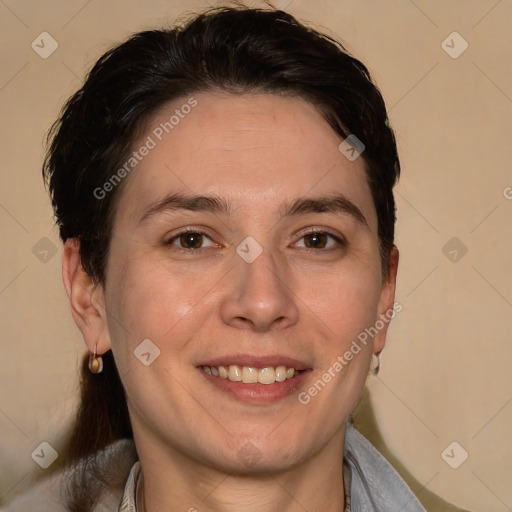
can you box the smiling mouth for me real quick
[201,364,304,385]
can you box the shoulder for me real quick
[0,468,67,512]
[345,422,472,512]
[0,439,137,512]
[345,421,427,511]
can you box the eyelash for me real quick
[164,227,345,253]
[164,228,218,253]
[293,229,346,251]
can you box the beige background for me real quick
[1,0,511,510]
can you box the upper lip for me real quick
[197,354,311,371]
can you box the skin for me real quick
[63,92,399,512]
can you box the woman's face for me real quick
[97,92,397,473]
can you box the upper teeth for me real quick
[202,364,299,384]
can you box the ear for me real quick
[373,245,399,355]
[62,238,111,355]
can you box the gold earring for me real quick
[88,344,104,374]
[372,353,381,376]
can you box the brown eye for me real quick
[294,231,344,250]
[166,231,216,250]
[179,232,204,249]
[304,232,328,249]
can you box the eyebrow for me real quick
[281,195,368,228]
[138,192,368,228]
[138,193,230,225]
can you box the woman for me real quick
[2,5,444,511]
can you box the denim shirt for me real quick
[343,422,426,511]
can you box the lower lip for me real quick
[198,368,312,403]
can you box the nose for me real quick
[219,247,300,332]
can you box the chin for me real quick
[188,435,307,475]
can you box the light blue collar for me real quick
[344,421,426,511]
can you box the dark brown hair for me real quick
[43,5,400,510]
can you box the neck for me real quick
[134,427,346,512]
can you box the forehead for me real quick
[114,92,377,230]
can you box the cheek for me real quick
[104,256,202,371]
[293,266,382,439]
[299,258,383,347]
